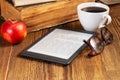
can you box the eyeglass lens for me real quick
[84,36,104,57]
[101,27,113,45]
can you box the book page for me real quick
[12,0,56,6]
[28,29,93,59]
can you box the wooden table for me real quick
[0,4,120,80]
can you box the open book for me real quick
[20,28,96,65]
[11,0,56,6]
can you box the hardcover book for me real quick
[99,0,120,5]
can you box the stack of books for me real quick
[8,0,56,7]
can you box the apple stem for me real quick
[9,20,18,24]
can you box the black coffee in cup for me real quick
[81,6,107,13]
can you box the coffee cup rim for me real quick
[77,2,110,13]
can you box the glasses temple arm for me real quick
[83,40,91,47]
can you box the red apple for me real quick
[1,20,27,44]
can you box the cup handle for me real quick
[99,15,112,28]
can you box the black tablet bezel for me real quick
[20,28,97,65]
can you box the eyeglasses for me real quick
[84,26,113,57]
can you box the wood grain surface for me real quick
[0,4,120,80]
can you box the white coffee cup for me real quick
[77,2,112,31]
